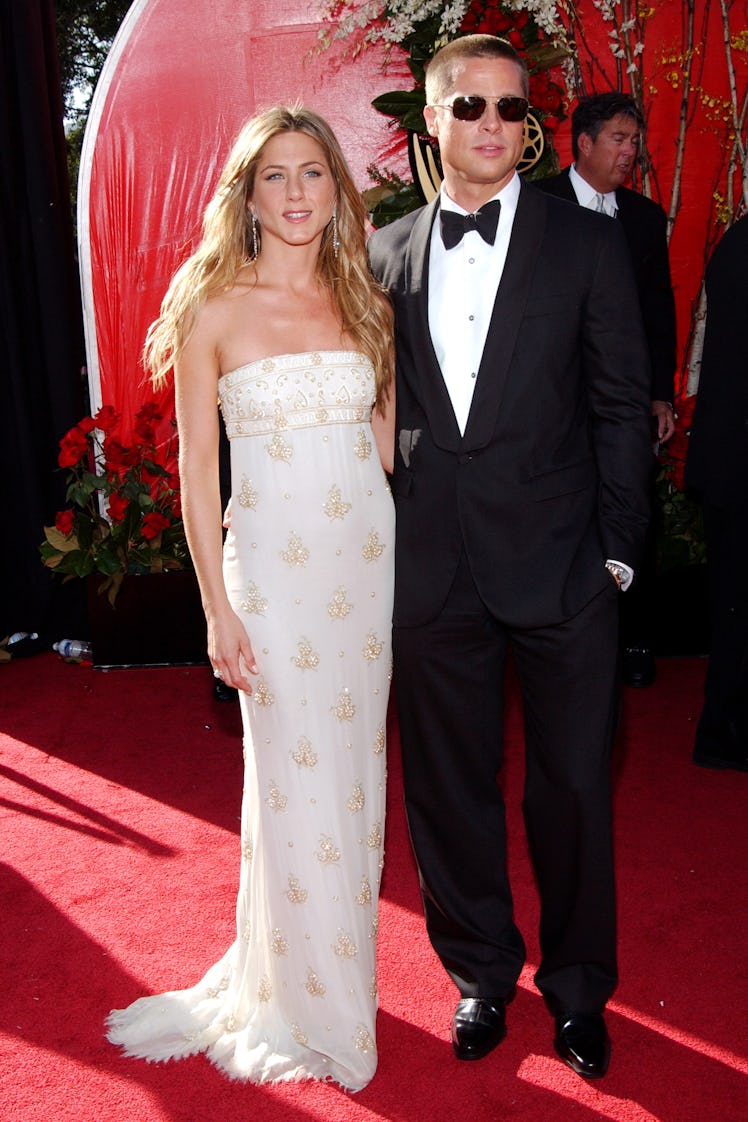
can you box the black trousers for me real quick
[695,498,748,756]
[393,553,620,1016]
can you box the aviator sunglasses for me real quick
[432,95,530,123]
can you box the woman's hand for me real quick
[208,607,258,693]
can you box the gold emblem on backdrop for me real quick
[408,111,545,203]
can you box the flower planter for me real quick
[88,570,208,669]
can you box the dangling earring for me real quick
[332,209,339,260]
[249,210,259,260]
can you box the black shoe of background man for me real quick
[213,677,239,703]
[621,646,656,688]
[693,726,748,773]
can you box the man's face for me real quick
[576,113,640,193]
[424,57,527,209]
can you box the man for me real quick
[538,93,677,688]
[685,215,748,773]
[368,36,651,1079]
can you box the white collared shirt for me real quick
[428,173,521,435]
[569,163,618,217]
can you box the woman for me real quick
[106,105,394,1091]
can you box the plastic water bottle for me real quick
[53,639,92,660]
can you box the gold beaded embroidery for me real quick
[258,975,272,1002]
[372,725,385,755]
[354,429,372,460]
[241,921,251,944]
[286,875,309,903]
[354,1026,375,1053]
[333,689,356,721]
[265,432,293,462]
[224,1015,238,1033]
[362,632,383,661]
[292,638,320,670]
[346,783,365,813]
[240,581,267,615]
[333,931,358,958]
[271,929,289,955]
[206,976,230,998]
[265,781,288,812]
[323,484,352,520]
[362,530,385,561]
[292,1023,309,1046]
[292,736,318,768]
[328,587,352,620]
[315,835,341,864]
[238,477,258,509]
[367,822,382,850]
[305,969,326,996]
[254,679,275,706]
[261,358,276,374]
[241,835,253,861]
[281,531,310,566]
[356,876,372,906]
[368,973,378,999]
[272,400,288,430]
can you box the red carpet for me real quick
[2,652,746,1121]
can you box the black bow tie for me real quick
[440,200,501,250]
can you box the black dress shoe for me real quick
[213,678,239,703]
[554,1013,610,1078]
[693,740,748,773]
[621,646,656,688]
[451,998,507,1061]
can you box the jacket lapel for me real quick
[462,182,546,450]
[404,199,463,451]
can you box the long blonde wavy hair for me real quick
[144,105,393,408]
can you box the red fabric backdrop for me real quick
[79,1,747,444]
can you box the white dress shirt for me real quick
[569,163,618,217]
[429,173,521,435]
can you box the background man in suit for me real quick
[685,215,748,773]
[538,93,677,689]
[368,35,652,1081]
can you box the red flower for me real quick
[78,416,97,435]
[93,404,118,432]
[58,425,91,468]
[141,511,171,541]
[107,492,129,523]
[105,438,140,473]
[55,509,76,536]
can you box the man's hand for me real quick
[651,400,676,444]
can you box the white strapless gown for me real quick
[107,351,394,1091]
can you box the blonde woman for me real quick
[107,106,394,1091]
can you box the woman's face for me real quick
[249,130,336,251]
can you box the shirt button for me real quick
[468,314,475,322]
[469,257,475,264]
[470,372,477,379]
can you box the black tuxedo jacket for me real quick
[685,216,748,507]
[537,168,676,404]
[369,182,652,630]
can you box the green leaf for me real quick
[42,525,80,552]
[370,184,424,227]
[372,89,427,132]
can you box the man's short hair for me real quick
[425,34,530,105]
[571,92,644,159]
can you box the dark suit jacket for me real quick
[537,168,676,404]
[685,216,748,507]
[368,182,652,630]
